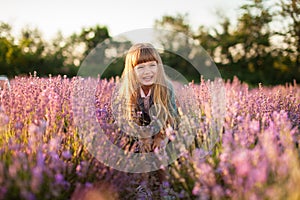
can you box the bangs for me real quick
[131,47,158,67]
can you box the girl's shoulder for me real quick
[165,80,175,94]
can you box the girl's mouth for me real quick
[143,76,153,81]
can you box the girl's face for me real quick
[134,61,158,86]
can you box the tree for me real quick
[0,22,23,76]
[78,25,110,57]
[193,0,297,85]
[62,25,110,70]
[154,14,210,82]
[277,0,300,74]
[194,17,238,81]
[237,0,273,82]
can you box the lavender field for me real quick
[0,74,299,200]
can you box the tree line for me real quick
[0,0,299,85]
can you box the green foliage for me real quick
[158,0,299,85]
[0,23,111,78]
[0,0,299,85]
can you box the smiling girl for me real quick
[116,42,178,153]
[112,42,179,198]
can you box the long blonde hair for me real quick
[118,43,177,127]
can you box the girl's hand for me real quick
[140,138,152,152]
[152,132,166,150]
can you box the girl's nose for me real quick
[143,66,151,74]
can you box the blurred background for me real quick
[0,0,299,86]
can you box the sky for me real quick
[0,0,243,40]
